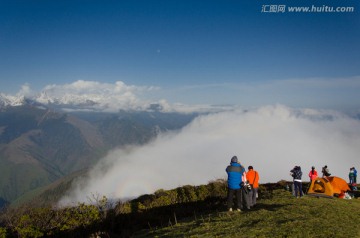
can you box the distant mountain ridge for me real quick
[0,93,26,107]
[0,90,168,113]
[0,102,197,206]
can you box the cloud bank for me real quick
[59,105,360,205]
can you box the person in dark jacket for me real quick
[322,165,331,177]
[226,156,246,211]
[349,167,355,184]
[290,166,303,198]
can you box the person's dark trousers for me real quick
[294,181,303,197]
[227,188,242,209]
[241,188,251,209]
[250,187,258,207]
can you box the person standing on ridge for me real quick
[290,166,303,198]
[353,167,357,183]
[226,156,245,212]
[308,166,318,182]
[321,165,331,178]
[307,166,318,194]
[246,166,259,208]
[349,167,355,184]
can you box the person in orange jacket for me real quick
[246,166,260,207]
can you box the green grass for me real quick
[134,190,360,238]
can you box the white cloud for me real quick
[59,105,360,205]
[3,76,360,113]
[33,80,159,112]
[17,83,34,97]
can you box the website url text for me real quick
[261,5,355,13]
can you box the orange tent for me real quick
[307,176,350,198]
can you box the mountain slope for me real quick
[0,106,102,203]
[0,105,197,205]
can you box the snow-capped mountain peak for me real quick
[0,93,26,107]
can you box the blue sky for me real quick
[1,0,359,111]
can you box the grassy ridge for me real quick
[1,181,359,237]
[134,189,360,238]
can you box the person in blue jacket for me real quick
[226,156,246,212]
[353,167,357,183]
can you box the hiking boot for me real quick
[228,208,233,212]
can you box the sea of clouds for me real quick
[1,80,359,205]
[59,105,360,205]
